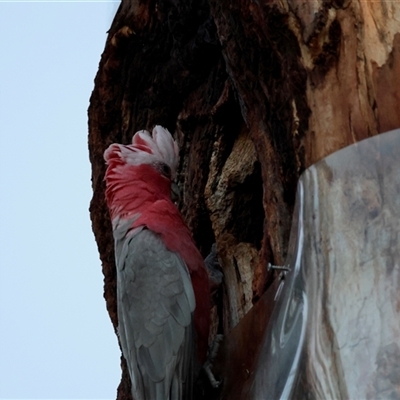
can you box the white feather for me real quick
[105,126,179,178]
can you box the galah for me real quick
[104,126,211,400]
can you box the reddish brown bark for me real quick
[88,0,400,398]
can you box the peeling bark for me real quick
[88,0,400,398]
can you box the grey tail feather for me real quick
[180,324,195,400]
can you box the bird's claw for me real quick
[203,334,224,389]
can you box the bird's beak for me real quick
[171,182,181,204]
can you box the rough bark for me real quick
[88,0,400,398]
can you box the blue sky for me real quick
[0,1,121,398]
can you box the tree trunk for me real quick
[88,0,400,398]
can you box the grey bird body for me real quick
[115,227,196,400]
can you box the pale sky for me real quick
[0,1,121,398]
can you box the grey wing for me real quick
[115,228,196,400]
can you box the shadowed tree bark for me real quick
[88,0,400,398]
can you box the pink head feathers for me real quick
[104,125,179,179]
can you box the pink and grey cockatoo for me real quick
[104,126,211,400]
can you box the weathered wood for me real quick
[212,278,280,399]
[88,0,400,398]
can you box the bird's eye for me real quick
[159,163,171,178]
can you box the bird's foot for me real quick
[203,334,224,389]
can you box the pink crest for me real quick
[104,126,179,178]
